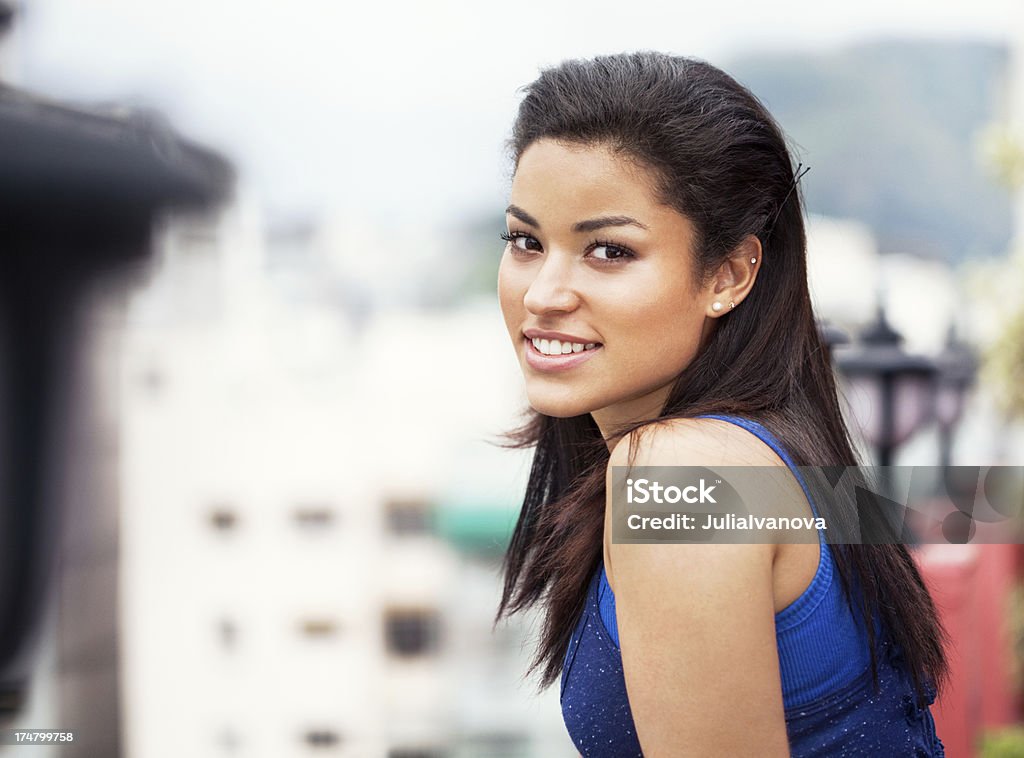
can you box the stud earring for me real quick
[729,301,736,309]
[750,257,757,264]
[712,302,723,312]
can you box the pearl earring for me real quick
[712,302,723,312]
[751,257,757,264]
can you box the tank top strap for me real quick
[692,414,822,520]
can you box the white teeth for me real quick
[530,337,600,356]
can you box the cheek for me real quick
[497,255,528,299]
[620,286,704,356]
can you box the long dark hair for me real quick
[492,52,948,704]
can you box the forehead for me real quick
[509,138,683,231]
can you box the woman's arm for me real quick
[605,420,791,757]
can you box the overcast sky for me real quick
[12,0,1023,229]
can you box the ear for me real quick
[704,235,762,317]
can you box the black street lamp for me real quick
[833,305,938,467]
[933,326,977,468]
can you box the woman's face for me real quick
[498,138,720,437]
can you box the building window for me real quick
[137,365,166,396]
[302,729,341,749]
[293,505,336,531]
[387,749,447,758]
[209,506,238,532]
[384,498,433,536]
[216,727,240,753]
[217,618,238,650]
[299,617,339,638]
[383,608,440,657]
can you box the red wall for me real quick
[918,543,1021,758]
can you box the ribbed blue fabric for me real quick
[560,414,945,757]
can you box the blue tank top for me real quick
[559,414,945,757]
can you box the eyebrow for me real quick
[505,204,649,233]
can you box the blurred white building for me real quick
[806,213,881,328]
[117,196,575,758]
[807,213,960,354]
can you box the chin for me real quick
[525,388,597,419]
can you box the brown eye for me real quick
[588,242,635,263]
[500,232,542,253]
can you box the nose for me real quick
[522,252,580,315]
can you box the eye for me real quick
[500,231,542,253]
[588,241,635,263]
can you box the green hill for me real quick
[729,39,1012,262]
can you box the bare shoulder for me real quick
[607,416,787,470]
[602,417,791,592]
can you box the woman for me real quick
[493,52,947,757]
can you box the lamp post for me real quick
[833,304,938,468]
[933,325,977,468]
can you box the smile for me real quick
[531,337,600,356]
[523,336,603,373]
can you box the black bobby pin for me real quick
[765,163,811,238]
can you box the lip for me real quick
[523,335,602,373]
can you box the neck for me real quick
[591,387,671,452]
